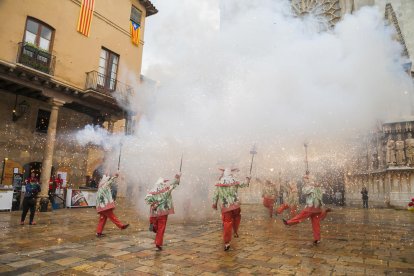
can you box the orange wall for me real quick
[0,0,146,89]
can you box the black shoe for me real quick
[96,233,105,238]
[156,245,162,251]
[282,219,289,226]
[234,233,239,238]
[121,224,129,230]
[313,240,320,245]
[325,208,332,213]
[224,244,230,251]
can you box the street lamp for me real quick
[12,97,30,122]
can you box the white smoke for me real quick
[77,0,413,220]
[75,125,111,149]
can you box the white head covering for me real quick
[223,168,232,177]
[216,167,239,186]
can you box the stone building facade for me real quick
[0,0,157,201]
[345,119,414,208]
[289,0,414,208]
[0,93,93,185]
[343,1,414,208]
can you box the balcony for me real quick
[17,42,55,75]
[85,71,133,105]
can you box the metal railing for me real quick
[85,71,133,104]
[17,42,55,75]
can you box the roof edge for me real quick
[139,0,158,17]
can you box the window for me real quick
[24,17,54,52]
[130,6,142,25]
[19,17,55,74]
[35,109,51,133]
[98,48,119,91]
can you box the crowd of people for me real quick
[259,172,332,246]
[140,168,332,251]
[19,167,375,252]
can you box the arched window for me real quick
[24,17,54,52]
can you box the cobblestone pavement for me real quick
[0,202,413,275]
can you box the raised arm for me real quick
[169,173,181,190]
[238,177,251,188]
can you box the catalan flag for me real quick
[77,0,95,37]
[130,20,140,46]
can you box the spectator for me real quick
[20,172,41,225]
[95,171,129,237]
[361,187,368,208]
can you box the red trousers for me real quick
[286,207,328,241]
[222,208,241,244]
[150,215,168,246]
[277,203,297,218]
[96,209,124,234]
[262,198,275,217]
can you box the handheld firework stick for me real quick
[304,143,309,175]
[179,154,183,173]
[249,145,257,185]
[118,142,123,171]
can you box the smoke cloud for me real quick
[77,0,413,220]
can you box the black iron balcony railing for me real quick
[17,42,55,75]
[85,71,133,103]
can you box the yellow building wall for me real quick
[0,0,146,89]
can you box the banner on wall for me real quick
[70,189,96,207]
[77,0,95,37]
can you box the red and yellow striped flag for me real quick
[130,20,140,46]
[77,0,95,37]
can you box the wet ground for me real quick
[0,202,413,275]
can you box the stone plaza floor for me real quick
[0,202,413,275]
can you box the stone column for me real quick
[39,99,65,211]
[125,113,134,135]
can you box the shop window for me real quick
[130,5,142,25]
[97,48,119,91]
[35,109,51,133]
